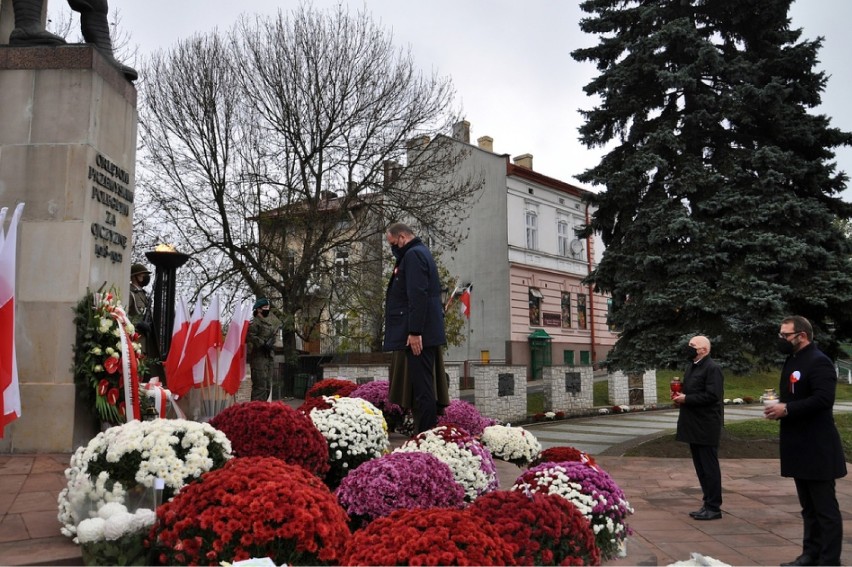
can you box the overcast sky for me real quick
[113,0,852,201]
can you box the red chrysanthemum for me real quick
[341,508,514,566]
[149,456,350,566]
[469,490,601,566]
[529,445,598,470]
[304,378,358,401]
[208,401,329,478]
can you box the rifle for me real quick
[261,323,284,355]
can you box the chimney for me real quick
[383,160,401,189]
[513,153,533,170]
[406,135,430,164]
[477,136,493,152]
[452,120,470,143]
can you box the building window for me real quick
[285,251,296,276]
[577,293,587,329]
[528,287,542,325]
[334,314,349,336]
[558,219,570,257]
[563,350,574,365]
[335,250,349,279]
[580,350,591,365]
[525,206,538,250]
[607,297,615,331]
[561,291,571,328]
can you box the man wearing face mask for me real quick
[246,298,281,402]
[128,263,159,373]
[672,335,724,521]
[766,316,846,567]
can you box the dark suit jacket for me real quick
[383,237,447,351]
[676,355,724,446]
[779,342,847,480]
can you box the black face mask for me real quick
[684,345,698,360]
[260,309,271,318]
[777,337,795,355]
[391,244,401,260]
[139,275,151,287]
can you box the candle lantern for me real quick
[145,245,191,362]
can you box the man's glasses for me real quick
[778,331,801,339]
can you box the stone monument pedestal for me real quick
[0,45,137,452]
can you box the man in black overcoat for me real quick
[672,335,724,520]
[383,222,447,434]
[766,315,846,567]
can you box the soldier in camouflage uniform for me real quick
[246,298,280,402]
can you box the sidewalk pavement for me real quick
[2,403,852,566]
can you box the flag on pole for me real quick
[166,296,200,396]
[443,286,459,313]
[179,296,222,392]
[460,285,472,319]
[217,301,250,395]
[0,204,24,437]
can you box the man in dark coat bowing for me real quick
[672,335,725,521]
[766,315,846,567]
[383,222,448,434]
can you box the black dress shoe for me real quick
[688,507,706,518]
[692,509,722,520]
[780,556,817,566]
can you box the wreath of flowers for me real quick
[529,445,599,470]
[57,419,232,541]
[341,508,515,566]
[208,400,330,478]
[394,424,498,502]
[309,395,389,487]
[469,490,601,566]
[350,380,411,434]
[480,424,542,467]
[76,503,156,566]
[511,460,634,560]
[148,456,351,566]
[437,399,498,436]
[73,289,149,424]
[335,451,465,528]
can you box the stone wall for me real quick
[320,363,461,401]
[473,365,527,424]
[542,365,594,414]
[607,369,657,407]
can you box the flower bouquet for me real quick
[341,508,514,566]
[57,419,232,541]
[305,378,358,400]
[469,490,601,566]
[480,424,542,467]
[309,395,389,488]
[394,424,498,502]
[512,460,633,560]
[76,503,155,566]
[335,451,465,528]
[208,401,330,478]
[73,289,149,425]
[350,380,411,434]
[148,456,351,566]
[529,445,598,470]
[437,399,498,436]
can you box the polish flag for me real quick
[166,296,199,396]
[0,204,24,437]
[178,296,222,393]
[460,286,471,319]
[217,302,250,395]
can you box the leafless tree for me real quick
[135,4,482,353]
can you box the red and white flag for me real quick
[460,285,472,319]
[0,204,24,437]
[217,301,250,395]
[180,296,222,391]
[165,296,198,397]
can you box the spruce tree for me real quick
[572,0,852,371]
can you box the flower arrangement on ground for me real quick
[73,289,149,425]
[481,424,542,467]
[76,502,155,566]
[309,395,389,487]
[208,400,329,478]
[57,419,232,541]
[350,379,411,434]
[512,460,633,560]
[148,456,351,566]
[469,490,601,566]
[305,377,358,400]
[437,399,498,436]
[529,445,598,470]
[395,424,498,502]
[341,507,515,566]
[336,451,465,528]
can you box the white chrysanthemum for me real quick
[97,502,128,519]
[76,517,106,543]
[309,396,388,467]
[102,511,136,540]
[481,424,541,465]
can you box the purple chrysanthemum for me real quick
[437,399,498,436]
